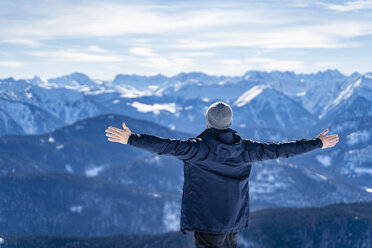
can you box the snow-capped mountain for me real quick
[319,74,372,121]
[232,84,318,132]
[0,76,103,134]
[0,69,365,136]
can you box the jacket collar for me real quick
[197,127,237,138]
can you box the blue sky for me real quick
[0,0,371,80]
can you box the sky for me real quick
[0,0,371,80]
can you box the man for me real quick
[105,101,339,248]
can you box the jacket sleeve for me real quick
[244,137,323,163]
[127,133,200,161]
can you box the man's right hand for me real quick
[317,128,339,149]
[105,122,132,145]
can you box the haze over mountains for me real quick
[0,70,371,238]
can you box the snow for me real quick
[1,101,38,134]
[148,85,159,90]
[238,235,261,247]
[169,124,176,130]
[320,78,361,119]
[128,101,177,115]
[366,188,372,193]
[162,201,180,232]
[316,155,332,167]
[275,113,285,128]
[93,79,103,85]
[346,130,370,145]
[25,92,33,99]
[85,166,104,177]
[251,168,289,193]
[184,105,193,110]
[48,136,55,143]
[316,173,328,181]
[250,181,288,193]
[117,85,152,98]
[112,99,120,104]
[85,88,115,95]
[239,123,246,128]
[0,237,3,244]
[296,91,306,96]
[234,85,268,107]
[202,97,210,102]
[56,144,64,149]
[343,146,372,175]
[74,125,85,130]
[145,156,161,165]
[354,167,372,176]
[173,81,183,92]
[365,73,372,80]
[69,205,83,213]
[65,164,73,173]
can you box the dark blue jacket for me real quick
[127,127,323,234]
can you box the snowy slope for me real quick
[0,77,103,134]
[232,84,318,131]
[319,74,372,121]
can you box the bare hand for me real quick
[317,128,339,149]
[105,122,132,144]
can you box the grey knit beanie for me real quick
[205,101,233,130]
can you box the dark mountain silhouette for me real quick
[1,202,370,248]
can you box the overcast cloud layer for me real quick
[0,0,371,79]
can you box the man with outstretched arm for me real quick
[105,101,339,248]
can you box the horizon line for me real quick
[1,68,369,82]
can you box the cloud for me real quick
[130,47,156,57]
[323,0,372,11]
[219,57,304,71]
[315,62,340,67]
[1,1,372,51]
[172,20,372,50]
[1,0,372,78]
[135,57,172,69]
[1,38,42,47]
[1,2,281,40]
[0,61,23,68]
[86,45,108,53]
[245,57,304,71]
[28,49,124,62]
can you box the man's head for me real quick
[205,101,233,129]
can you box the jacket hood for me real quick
[198,127,245,158]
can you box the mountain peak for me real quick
[363,72,372,79]
[0,76,15,83]
[315,69,344,78]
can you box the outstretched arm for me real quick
[105,122,200,160]
[245,128,339,163]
